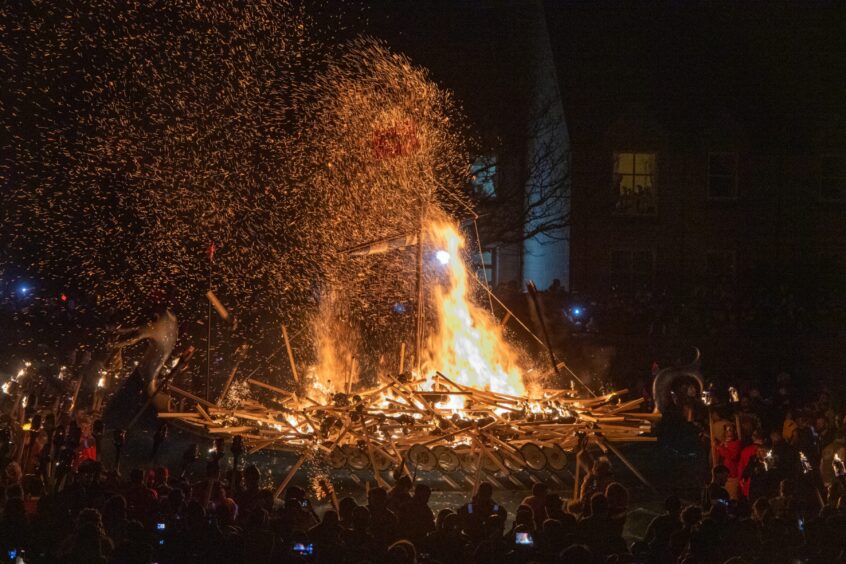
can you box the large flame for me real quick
[423,220,526,399]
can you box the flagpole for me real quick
[206,243,213,401]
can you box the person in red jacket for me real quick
[738,430,766,498]
[715,423,742,498]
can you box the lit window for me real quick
[708,153,738,200]
[821,155,846,202]
[613,152,657,215]
[471,156,496,198]
[705,250,736,282]
[609,249,654,292]
[475,248,496,286]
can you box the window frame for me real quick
[820,153,846,203]
[475,247,497,287]
[707,151,739,201]
[470,155,497,199]
[611,151,658,216]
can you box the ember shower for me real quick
[1,2,525,390]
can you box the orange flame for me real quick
[423,220,526,400]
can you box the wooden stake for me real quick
[281,325,300,385]
[346,355,356,395]
[599,437,656,492]
[218,344,248,405]
[274,453,307,499]
[246,378,292,397]
[69,373,84,414]
[168,384,218,409]
[472,446,485,495]
[398,342,406,374]
[573,449,582,501]
[206,290,230,320]
[708,407,717,469]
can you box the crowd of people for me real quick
[0,395,845,564]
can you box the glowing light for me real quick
[97,376,106,389]
[571,307,582,317]
[423,220,528,402]
[435,250,450,265]
[1,382,9,394]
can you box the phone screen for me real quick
[515,532,533,546]
[157,522,166,531]
[292,543,314,555]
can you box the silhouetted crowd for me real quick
[1,430,845,564]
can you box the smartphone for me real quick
[7,550,16,561]
[493,504,499,512]
[156,522,166,531]
[467,503,473,514]
[292,543,314,556]
[515,532,533,546]
[300,499,309,509]
[797,517,805,532]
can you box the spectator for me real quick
[702,464,730,508]
[421,511,466,564]
[644,495,682,553]
[520,482,549,530]
[124,467,158,524]
[580,458,614,502]
[343,505,378,561]
[577,493,626,559]
[457,482,505,542]
[367,486,399,549]
[338,496,357,530]
[738,430,765,498]
[399,482,435,548]
[386,475,413,514]
[277,486,319,539]
[715,422,742,497]
[604,482,629,536]
[0,497,29,556]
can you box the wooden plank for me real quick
[169,384,218,409]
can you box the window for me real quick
[705,250,736,282]
[821,155,846,202]
[613,152,657,215]
[609,249,654,292]
[470,156,496,198]
[708,152,738,200]
[475,248,497,286]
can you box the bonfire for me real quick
[160,220,657,496]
